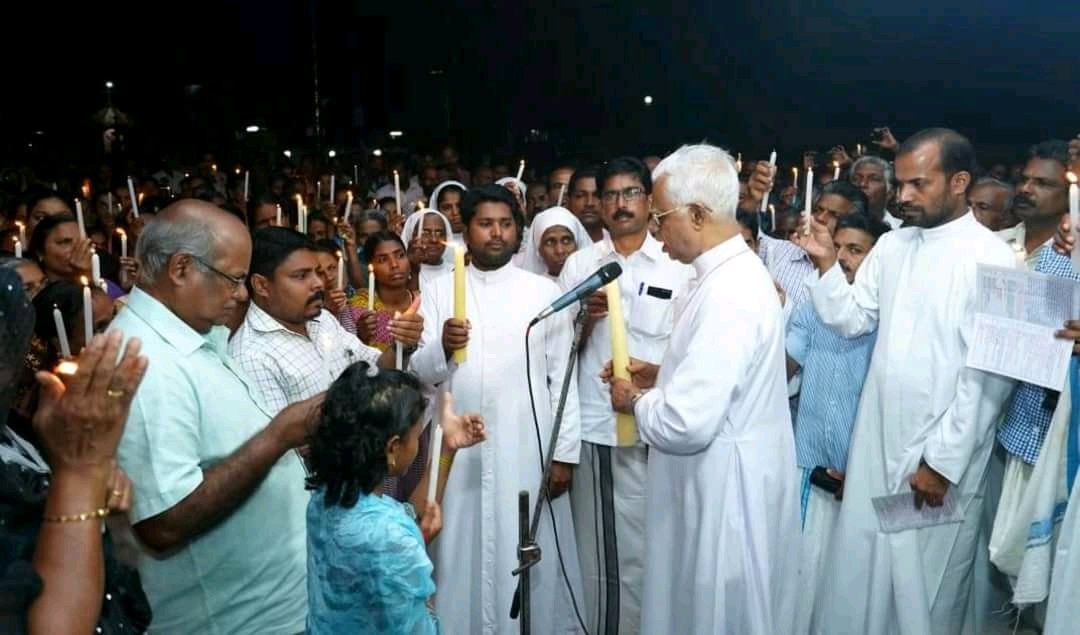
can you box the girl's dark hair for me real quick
[29,213,78,262]
[306,363,427,508]
[362,230,406,264]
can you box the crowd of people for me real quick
[1,126,1080,635]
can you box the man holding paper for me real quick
[795,128,1017,634]
[559,156,692,634]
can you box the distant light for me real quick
[429,69,445,76]
[389,130,403,138]
[372,149,383,157]
[105,81,113,89]
[245,125,260,133]
[643,95,653,105]
[283,150,292,158]
[34,130,44,136]
[328,149,337,158]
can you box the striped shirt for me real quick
[786,301,876,470]
[759,234,814,310]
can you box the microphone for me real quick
[530,262,622,326]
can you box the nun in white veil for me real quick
[428,180,468,243]
[517,206,592,280]
[402,208,455,292]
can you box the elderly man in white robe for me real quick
[794,128,1017,635]
[607,144,800,634]
[410,184,585,634]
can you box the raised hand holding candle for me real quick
[760,150,777,213]
[803,167,814,235]
[606,280,637,446]
[337,251,345,289]
[75,199,87,238]
[1069,171,1079,270]
[14,239,21,259]
[452,242,467,364]
[367,264,376,310]
[393,170,402,218]
[81,277,93,348]
[516,159,525,183]
[117,228,127,258]
[127,177,139,217]
[53,305,72,358]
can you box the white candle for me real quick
[557,182,567,207]
[91,251,101,284]
[345,191,353,221]
[117,228,127,259]
[803,167,814,235]
[856,143,863,156]
[337,251,345,289]
[329,175,335,204]
[426,418,444,503]
[760,150,777,213]
[15,221,25,244]
[833,161,841,181]
[81,278,93,348]
[127,177,139,218]
[393,170,402,218]
[367,264,375,310]
[769,204,776,232]
[1069,172,1079,270]
[243,170,250,202]
[735,152,743,173]
[276,204,283,226]
[516,159,525,183]
[394,311,404,370]
[317,180,322,204]
[353,164,359,185]
[14,239,22,259]
[74,199,86,238]
[52,305,72,359]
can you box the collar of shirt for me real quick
[599,230,665,264]
[919,209,979,243]
[124,286,219,357]
[246,300,322,337]
[468,259,517,283]
[692,234,750,278]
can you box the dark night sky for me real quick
[3,0,1078,166]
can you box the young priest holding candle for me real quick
[558,156,692,634]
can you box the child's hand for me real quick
[420,500,443,544]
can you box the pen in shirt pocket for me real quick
[638,282,644,296]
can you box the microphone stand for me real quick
[511,308,587,635]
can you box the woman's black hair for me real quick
[28,213,78,263]
[306,363,428,507]
[362,230,407,265]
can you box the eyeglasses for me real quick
[648,205,687,229]
[189,254,247,289]
[601,186,647,204]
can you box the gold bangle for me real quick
[43,507,109,523]
[439,455,454,468]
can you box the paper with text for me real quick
[872,490,964,534]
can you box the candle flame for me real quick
[1068,171,1078,185]
[79,275,89,287]
[115,228,126,238]
[235,167,241,175]
[14,221,23,229]
[368,264,374,273]
[833,160,839,168]
[211,163,218,172]
[55,360,79,376]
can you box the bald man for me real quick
[112,200,321,634]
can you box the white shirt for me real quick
[229,303,381,414]
[996,221,1051,268]
[558,231,693,445]
[883,209,904,229]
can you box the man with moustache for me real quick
[410,185,584,634]
[549,163,577,206]
[850,155,903,229]
[796,129,1017,634]
[567,165,606,242]
[229,227,422,415]
[969,177,1017,232]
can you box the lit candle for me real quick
[804,167,814,235]
[769,204,776,232]
[856,143,863,156]
[606,280,637,446]
[735,152,743,173]
[760,150,777,213]
[337,251,345,289]
[116,228,127,259]
[127,177,139,218]
[452,242,467,364]
[81,277,93,348]
[91,250,101,284]
[394,310,404,370]
[353,164,359,185]
[1069,172,1079,270]
[833,161,841,181]
[276,204,283,226]
[557,182,567,207]
[75,199,86,238]
[426,417,444,503]
[792,166,799,188]
[211,163,217,173]
[295,194,305,232]
[81,180,91,199]
[243,170,250,202]
[329,175,335,204]
[516,159,525,183]
[53,304,72,359]
[367,264,376,311]
[15,221,25,244]
[345,191,353,220]
[14,239,22,258]
[316,180,322,203]
[393,170,402,218]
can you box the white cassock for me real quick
[632,236,800,634]
[807,211,1017,635]
[410,261,585,634]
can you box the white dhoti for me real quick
[795,467,842,635]
[570,442,648,634]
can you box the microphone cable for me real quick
[523,322,590,635]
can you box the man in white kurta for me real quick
[798,129,1017,634]
[410,184,584,634]
[609,144,800,634]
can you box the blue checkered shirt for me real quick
[786,301,877,471]
[998,248,1080,465]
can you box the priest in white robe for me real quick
[410,184,585,634]
[795,128,1018,635]
[608,144,800,634]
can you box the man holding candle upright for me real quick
[559,156,692,634]
[607,144,799,634]
[409,184,584,634]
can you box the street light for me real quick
[245,125,260,133]
[328,149,337,158]
[643,95,653,105]
[389,130,403,139]
[372,149,383,157]
[105,81,114,89]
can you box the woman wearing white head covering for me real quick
[518,206,592,280]
[402,208,455,291]
[428,180,468,243]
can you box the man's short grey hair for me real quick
[972,176,1015,210]
[651,144,739,219]
[850,156,895,194]
[136,214,217,285]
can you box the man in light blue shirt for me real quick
[112,200,321,634]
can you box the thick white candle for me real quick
[337,251,345,289]
[117,229,127,259]
[367,264,375,310]
[803,167,814,235]
[91,252,101,284]
[75,199,86,238]
[760,150,777,213]
[127,177,139,217]
[243,170,250,202]
[53,305,72,358]
[329,175,335,204]
[1069,172,1079,270]
[426,418,444,503]
[14,239,22,259]
[393,170,402,218]
[516,159,525,183]
[81,278,93,348]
